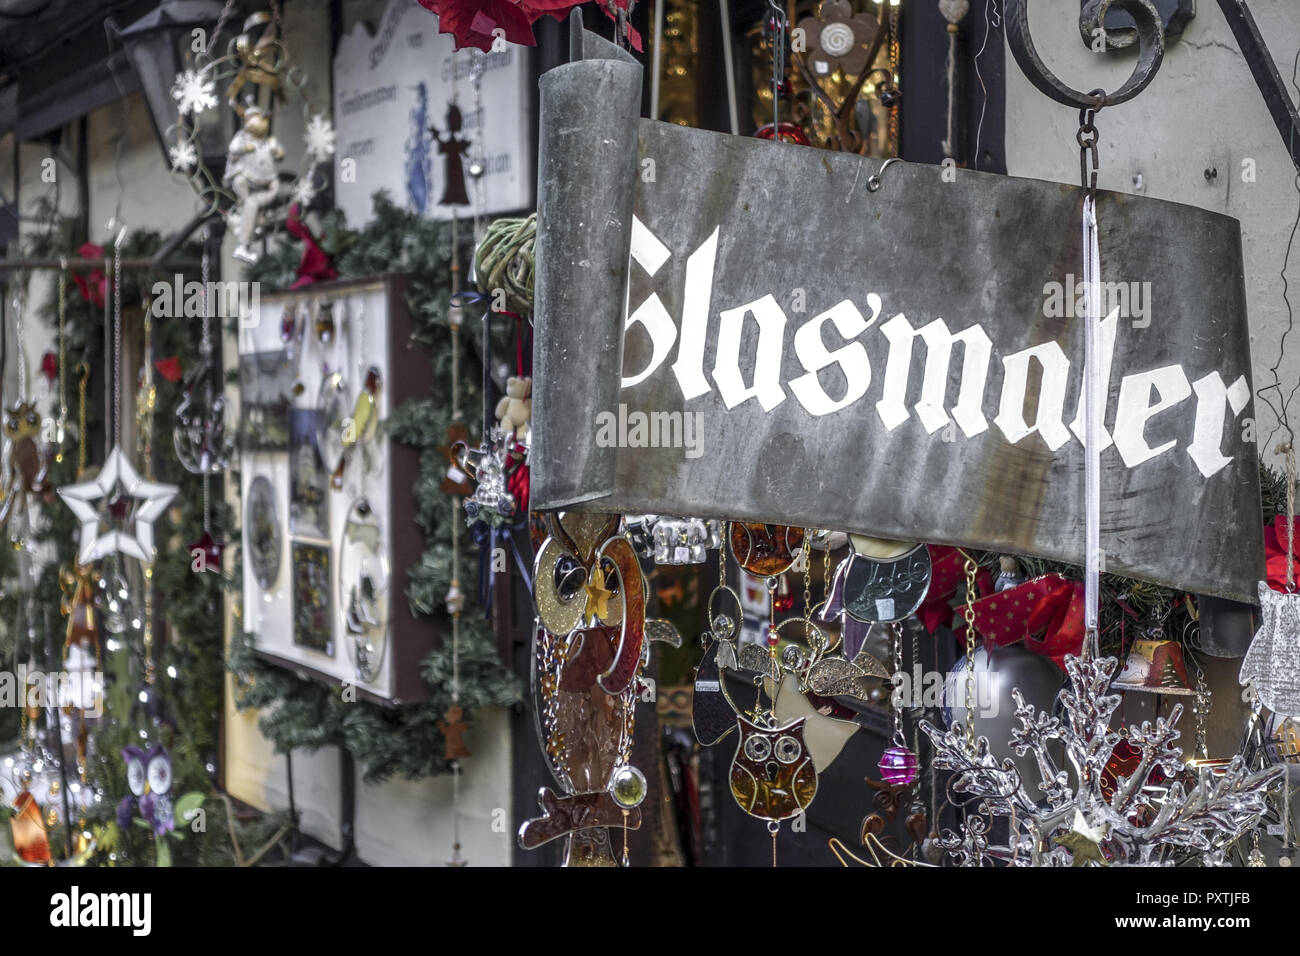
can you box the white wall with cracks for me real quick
[999,0,1300,758]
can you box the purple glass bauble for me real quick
[878,745,920,786]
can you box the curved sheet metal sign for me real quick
[530,25,1263,603]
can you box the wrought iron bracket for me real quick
[1005,0,1166,109]
[1080,0,1194,52]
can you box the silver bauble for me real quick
[943,644,1063,788]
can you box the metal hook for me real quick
[866,158,901,193]
[1004,0,1164,110]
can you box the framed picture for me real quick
[292,541,333,656]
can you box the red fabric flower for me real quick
[286,204,339,290]
[71,242,107,307]
[154,357,184,383]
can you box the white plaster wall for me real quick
[1002,0,1300,457]
[1002,0,1300,752]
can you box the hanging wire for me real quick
[1259,48,1300,449]
[972,0,1002,170]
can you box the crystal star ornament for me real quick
[58,447,179,565]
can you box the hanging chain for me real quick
[1077,89,1105,198]
[77,363,89,477]
[113,235,124,448]
[891,621,906,746]
[962,554,979,751]
[206,0,240,63]
[766,0,787,132]
[801,535,812,618]
[56,260,68,461]
[470,53,487,243]
[13,285,26,402]
[143,563,155,685]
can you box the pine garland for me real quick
[233,192,518,783]
[0,200,240,864]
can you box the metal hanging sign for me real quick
[531,18,1263,603]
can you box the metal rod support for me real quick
[1215,0,1300,174]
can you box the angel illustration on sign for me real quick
[430,102,471,207]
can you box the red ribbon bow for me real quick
[972,574,1086,673]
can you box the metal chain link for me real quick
[963,554,979,751]
[801,535,812,618]
[1077,89,1105,197]
[113,240,123,447]
[56,260,68,462]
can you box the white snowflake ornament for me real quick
[168,139,198,172]
[291,177,318,206]
[170,70,217,116]
[305,113,336,162]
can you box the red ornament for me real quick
[754,122,811,145]
[71,242,107,307]
[505,443,530,513]
[154,357,184,383]
[40,351,58,383]
[285,204,339,289]
[188,531,224,575]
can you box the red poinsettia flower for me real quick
[154,356,184,383]
[71,242,107,307]
[418,0,541,51]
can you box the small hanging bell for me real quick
[1112,638,1196,695]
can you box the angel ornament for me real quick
[1240,581,1300,717]
[224,105,285,263]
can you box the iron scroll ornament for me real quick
[1005,0,1166,109]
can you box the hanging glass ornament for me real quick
[246,475,282,591]
[173,365,234,474]
[339,497,390,683]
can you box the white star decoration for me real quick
[58,446,179,565]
